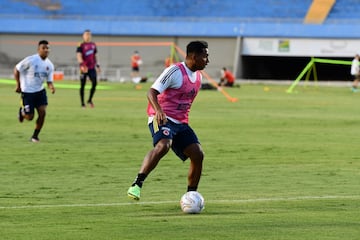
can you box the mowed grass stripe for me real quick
[1,194,359,210]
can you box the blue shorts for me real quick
[21,89,48,114]
[148,119,200,161]
[132,66,139,72]
[80,68,97,83]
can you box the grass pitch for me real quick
[0,79,359,239]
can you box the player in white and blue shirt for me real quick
[14,40,56,142]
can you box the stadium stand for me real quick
[326,0,360,21]
[0,0,351,37]
[1,0,311,19]
[304,0,336,24]
[0,0,359,38]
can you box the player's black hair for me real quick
[38,40,49,46]
[84,29,91,33]
[186,41,208,55]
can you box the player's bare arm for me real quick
[95,55,101,73]
[47,82,55,94]
[147,88,167,125]
[13,67,21,93]
[77,52,88,73]
[76,51,83,65]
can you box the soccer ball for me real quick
[180,191,205,214]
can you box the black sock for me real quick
[132,173,147,188]
[32,129,40,138]
[187,186,198,192]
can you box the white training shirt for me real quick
[16,54,54,93]
[151,62,201,93]
[351,58,359,75]
[148,62,202,124]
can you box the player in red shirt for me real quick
[219,67,235,87]
[76,29,100,108]
[130,50,142,82]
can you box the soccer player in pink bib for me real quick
[127,41,209,200]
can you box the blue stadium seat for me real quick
[1,0,357,21]
[0,0,359,37]
[0,0,312,20]
[326,0,360,21]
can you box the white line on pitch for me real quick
[0,195,359,210]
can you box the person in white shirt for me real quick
[351,54,360,92]
[14,40,56,142]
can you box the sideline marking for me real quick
[0,195,359,210]
[0,79,112,90]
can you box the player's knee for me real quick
[189,147,204,164]
[26,114,35,120]
[155,140,171,155]
[195,149,204,163]
[38,109,46,118]
[187,143,204,157]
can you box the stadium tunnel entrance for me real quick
[241,56,354,81]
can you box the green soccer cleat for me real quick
[127,185,141,200]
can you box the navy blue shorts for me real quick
[21,89,48,114]
[80,68,97,83]
[132,66,139,72]
[148,119,200,161]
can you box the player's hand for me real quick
[48,83,55,94]
[156,111,167,126]
[50,87,56,94]
[15,86,21,93]
[80,63,88,73]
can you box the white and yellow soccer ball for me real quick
[180,191,205,214]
